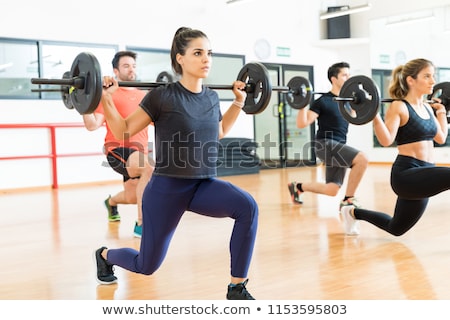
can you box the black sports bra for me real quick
[395,100,437,145]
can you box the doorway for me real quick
[253,63,316,169]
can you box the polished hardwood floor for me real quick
[1,164,450,300]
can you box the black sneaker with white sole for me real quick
[93,246,117,284]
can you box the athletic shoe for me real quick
[226,279,255,300]
[340,205,360,236]
[287,182,303,204]
[339,196,361,211]
[133,222,142,238]
[104,195,121,222]
[93,246,117,285]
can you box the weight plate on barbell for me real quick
[428,82,450,112]
[286,76,312,109]
[238,62,272,115]
[156,71,174,83]
[338,75,380,125]
[69,52,102,114]
[61,71,74,110]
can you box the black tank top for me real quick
[395,100,437,145]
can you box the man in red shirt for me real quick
[83,51,153,237]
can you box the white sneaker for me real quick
[340,205,360,236]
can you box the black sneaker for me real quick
[93,246,117,285]
[226,279,255,300]
[288,182,303,204]
[104,196,121,222]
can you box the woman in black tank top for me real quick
[340,58,450,237]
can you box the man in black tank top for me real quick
[288,62,368,234]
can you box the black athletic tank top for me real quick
[395,100,437,145]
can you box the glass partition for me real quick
[0,39,39,98]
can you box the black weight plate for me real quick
[156,71,174,83]
[338,75,380,125]
[61,71,74,110]
[286,76,312,109]
[428,82,450,112]
[238,62,272,115]
[69,52,102,114]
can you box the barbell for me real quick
[30,51,310,116]
[284,74,449,125]
[120,69,450,125]
[30,51,450,125]
[32,69,176,111]
[332,75,449,125]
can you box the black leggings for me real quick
[354,155,450,236]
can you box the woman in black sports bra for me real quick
[340,58,449,236]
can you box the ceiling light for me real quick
[320,4,372,20]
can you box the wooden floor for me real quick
[1,164,450,300]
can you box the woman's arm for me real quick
[373,102,402,147]
[219,80,247,139]
[430,102,448,144]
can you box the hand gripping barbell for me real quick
[30,52,313,116]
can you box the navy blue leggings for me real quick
[107,175,258,278]
[354,155,450,236]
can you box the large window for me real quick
[372,69,392,148]
[437,67,450,83]
[204,53,246,100]
[0,37,117,100]
[2,39,245,103]
[0,39,39,98]
[38,43,117,100]
[126,47,172,84]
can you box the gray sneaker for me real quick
[287,182,303,204]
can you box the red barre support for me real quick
[0,123,104,189]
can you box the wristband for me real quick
[233,100,245,109]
